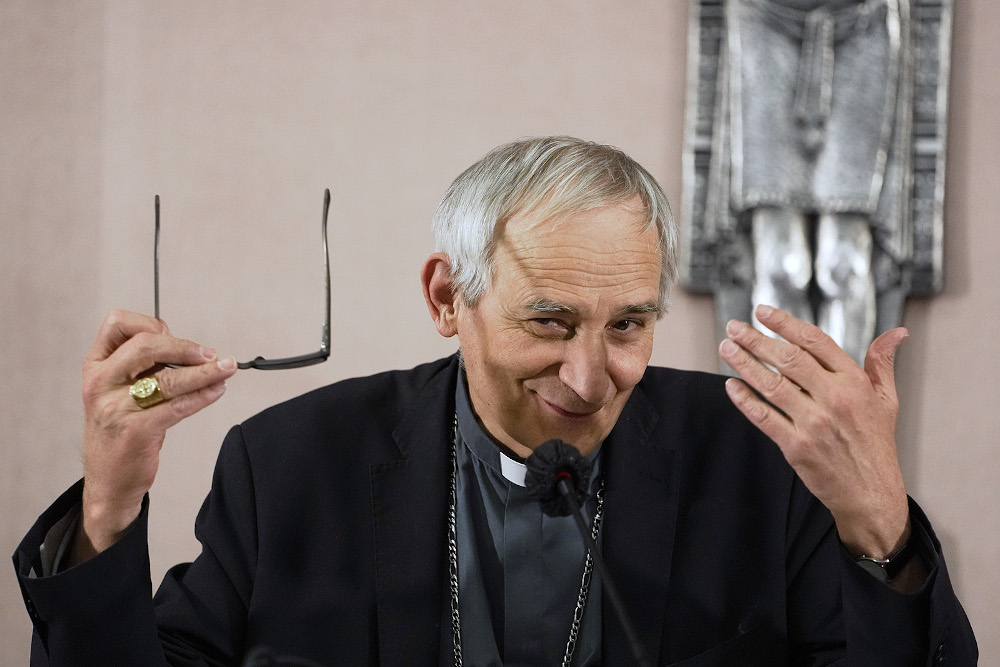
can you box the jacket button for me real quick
[933,642,947,663]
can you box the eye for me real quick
[610,319,643,333]
[528,318,573,338]
[533,317,568,330]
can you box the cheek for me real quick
[476,325,560,378]
[608,340,654,391]
[480,335,535,377]
[460,325,544,390]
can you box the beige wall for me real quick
[2,1,997,663]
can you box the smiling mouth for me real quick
[538,396,601,420]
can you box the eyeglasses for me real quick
[154,190,331,370]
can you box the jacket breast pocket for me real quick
[665,621,784,666]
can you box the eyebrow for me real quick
[526,298,578,315]
[524,298,661,318]
[620,302,661,317]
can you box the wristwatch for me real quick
[855,538,917,583]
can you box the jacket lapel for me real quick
[370,358,457,666]
[367,358,682,665]
[602,383,681,665]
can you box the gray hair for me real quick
[432,136,678,313]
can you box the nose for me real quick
[558,332,611,405]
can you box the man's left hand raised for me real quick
[718,305,913,574]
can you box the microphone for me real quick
[525,440,653,667]
[524,439,593,517]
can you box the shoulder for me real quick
[638,365,727,395]
[637,365,742,425]
[235,355,458,458]
[251,355,455,417]
[637,364,788,476]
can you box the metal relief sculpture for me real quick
[681,0,952,368]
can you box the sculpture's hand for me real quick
[719,305,910,560]
[73,310,238,563]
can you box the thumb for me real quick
[864,327,908,393]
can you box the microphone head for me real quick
[525,439,593,517]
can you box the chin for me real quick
[533,422,605,453]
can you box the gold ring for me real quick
[129,376,165,409]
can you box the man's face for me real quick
[455,197,661,458]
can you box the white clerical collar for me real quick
[499,451,527,487]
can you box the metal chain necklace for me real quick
[447,415,605,667]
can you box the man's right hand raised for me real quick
[71,310,238,565]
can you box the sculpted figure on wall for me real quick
[681,0,952,367]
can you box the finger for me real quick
[864,327,907,396]
[753,305,854,373]
[143,375,232,431]
[723,318,824,393]
[139,357,238,406]
[107,333,219,385]
[87,310,169,364]
[724,377,797,449]
[719,335,812,416]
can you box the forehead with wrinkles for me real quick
[489,198,662,313]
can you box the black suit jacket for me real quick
[15,356,977,665]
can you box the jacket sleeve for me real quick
[13,480,169,666]
[12,425,258,666]
[782,470,977,665]
[838,498,978,666]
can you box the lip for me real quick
[538,396,601,420]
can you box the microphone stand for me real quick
[556,474,653,667]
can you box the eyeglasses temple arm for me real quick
[321,187,331,355]
[154,194,161,320]
[237,349,330,370]
[236,189,333,371]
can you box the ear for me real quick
[420,252,460,337]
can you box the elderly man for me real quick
[15,137,975,664]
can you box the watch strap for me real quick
[855,536,918,583]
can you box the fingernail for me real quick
[218,357,236,371]
[201,346,217,361]
[725,319,744,335]
[719,339,738,355]
[756,304,774,318]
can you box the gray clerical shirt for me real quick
[454,370,603,666]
